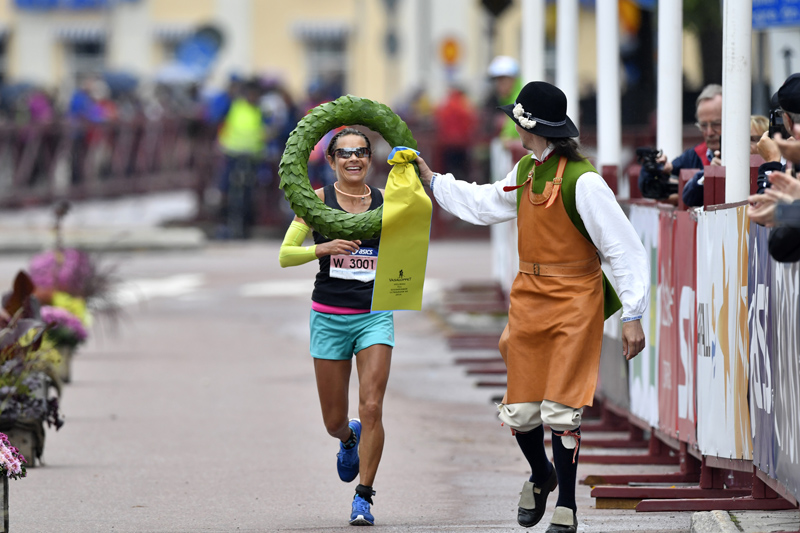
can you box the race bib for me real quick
[330,247,378,282]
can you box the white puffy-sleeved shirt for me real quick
[431,151,649,321]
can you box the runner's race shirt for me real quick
[311,184,383,310]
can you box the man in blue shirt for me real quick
[638,84,722,205]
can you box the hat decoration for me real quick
[512,104,537,129]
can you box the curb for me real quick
[691,511,739,533]
[0,227,206,254]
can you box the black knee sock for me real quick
[551,427,581,512]
[514,424,552,485]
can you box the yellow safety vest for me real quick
[218,99,265,154]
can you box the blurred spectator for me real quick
[750,115,768,154]
[304,80,343,188]
[648,84,721,206]
[68,74,105,123]
[484,55,521,143]
[260,80,299,161]
[216,77,268,238]
[396,87,434,129]
[756,75,800,193]
[434,86,477,180]
[205,74,242,126]
[28,89,54,124]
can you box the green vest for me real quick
[219,99,266,154]
[515,155,623,320]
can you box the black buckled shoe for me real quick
[544,506,578,533]
[517,463,558,528]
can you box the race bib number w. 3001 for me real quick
[330,247,378,282]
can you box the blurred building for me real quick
[0,0,520,104]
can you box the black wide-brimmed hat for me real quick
[499,81,579,138]
[778,72,800,114]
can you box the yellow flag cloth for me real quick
[371,147,432,312]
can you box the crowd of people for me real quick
[637,72,800,263]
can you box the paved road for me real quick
[0,240,693,532]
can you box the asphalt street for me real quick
[0,240,695,532]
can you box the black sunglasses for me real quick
[334,147,371,159]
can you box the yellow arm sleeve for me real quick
[279,221,318,267]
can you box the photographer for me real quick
[748,170,800,262]
[638,84,722,205]
[757,74,800,191]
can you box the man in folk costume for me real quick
[416,81,648,532]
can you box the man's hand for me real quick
[773,126,800,164]
[768,170,800,200]
[747,188,793,227]
[622,320,645,361]
[655,152,673,175]
[710,150,722,166]
[415,155,435,187]
[757,131,782,163]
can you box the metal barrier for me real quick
[587,160,800,512]
[0,118,218,209]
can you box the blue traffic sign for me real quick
[754,0,800,29]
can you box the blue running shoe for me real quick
[349,494,374,526]
[337,418,361,482]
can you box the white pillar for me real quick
[722,0,753,203]
[210,0,252,87]
[108,0,151,77]
[520,0,545,82]
[656,0,683,162]
[12,13,55,86]
[596,0,621,170]
[555,0,579,119]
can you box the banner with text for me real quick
[674,211,698,446]
[696,207,752,460]
[628,204,660,427]
[772,258,800,501]
[657,210,679,439]
[748,221,776,477]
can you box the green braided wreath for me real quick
[278,95,417,240]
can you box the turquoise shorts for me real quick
[309,310,395,360]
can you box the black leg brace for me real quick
[355,484,376,504]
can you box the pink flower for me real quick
[29,249,94,296]
[40,306,88,342]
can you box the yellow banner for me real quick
[371,148,432,311]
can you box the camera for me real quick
[769,105,790,139]
[636,147,678,199]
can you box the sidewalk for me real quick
[0,191,206,253]
[692,510,800,533]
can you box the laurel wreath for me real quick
[278,95,417,240]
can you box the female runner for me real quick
[279,128,393,526]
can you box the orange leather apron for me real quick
[498,157,604,408]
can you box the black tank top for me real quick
[312,184,383,310]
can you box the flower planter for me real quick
[1,475,8,533]
[55,346,75,384]
[0,420,44,468]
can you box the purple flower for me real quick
[29,249,94,296]
[40,306,88,342]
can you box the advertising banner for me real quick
[657,210,679,438]
[628,204,659,427]
[696,207,752,460]
[748,221,776,477]
[772,259,800,501]
[674,211,698,445]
